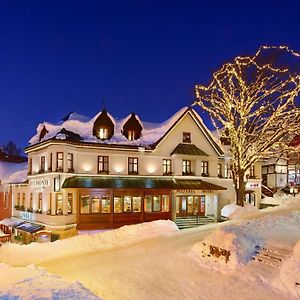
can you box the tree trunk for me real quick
[236,173,245,207]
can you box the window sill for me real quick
[98,171,110,175]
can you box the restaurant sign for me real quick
[29,178,50,188]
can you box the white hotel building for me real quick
[10,106,262,233]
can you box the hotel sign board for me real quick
[20,211,35,221]
[29,178,50,188]
[176,190,195,194]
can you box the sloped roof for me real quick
[62,176,227,190]
[27,106,223,157]
[171,144,208,156]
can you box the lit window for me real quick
[182,160,191,174]
[101,196,110,213]
[40,156,45,172]
[92,197,100,213]
[81,195,90,214]
[57,152,64,171]
[153,196,161,211]
[67,193,73,214]
[250,164,255,178]
[183,132,191,143]
[4,192,9,209]
[114,196,122,213]
[144,195,152,212]
[22,193,25,207]
[56,193,63,215]
[124,196,132,212]
[201,161,209,176]
[99,127,108,140]
[38,193,43,210]
[132,196,141,212]
[162,195,169,212]
[98,156,109,173]
[128,157,138,174]
[67,153,73,172]
[128,130,135,141]
[163,159,172,175]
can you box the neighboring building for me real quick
[0,150,27,221]
[9,107,262,233]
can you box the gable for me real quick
[154,111,222,157]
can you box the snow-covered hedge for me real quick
[0,220,178,266]
[221,203,258,219]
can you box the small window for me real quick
[183,132,191,143]
[163,159,172,175]
[201,161,209,176]
[124,196,132,212]
[99,127,108,140]
[49,153,53,172]
[30,193,33,209]
[28,158,32,175]
[101,196,110,213]
[68,153,74,172]
[128,157,138,174]
[114,196,122,213]
[132,196,141,212]
[218,164,222,177]
[98,156,109,173]
[4,192,9,209]
[225,164,230,178]
[144,195,152,212]
[22,193,25,207]
[40,156,45,172]
[92,197,100,213]
[162,195,169,212]
[67,193,73,214]
[182,160,191,175]
[81,195,90,214]
[57,152,64,171]
[17,193,20,206]
[56,193,63,215]
[128,130,136,141]
[38,193,43,210]
[153,196,161,212]
[250,164,255,178]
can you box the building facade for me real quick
[10,107,262,232]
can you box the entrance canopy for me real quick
[62,176,227,191]
[0,218,44,233]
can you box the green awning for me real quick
[171,143,208,156]
[62,176,226,190]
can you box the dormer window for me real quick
[93,110,114,140]
[123,113,143,141]
[183,132,191,143]
[128,130,135,141]
[99,127,108,140]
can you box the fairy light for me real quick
[194,46,300,205]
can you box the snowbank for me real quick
[221,203,259,219]
[0,220,178,266]
[0,264,100,300]
[0,161,27,184]
[273,240,300,298]
[261,194,300,208]
[191,226,261,271]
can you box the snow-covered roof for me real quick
[29,107,192,148]
[0,161,28,184]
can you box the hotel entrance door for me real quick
[176,195,205,216]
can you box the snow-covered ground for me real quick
[1,196,300,299]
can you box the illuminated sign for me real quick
[176,190,195,194]
[29,178,50,188]
[246,183,261,189]
[20,211,35,221]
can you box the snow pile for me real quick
[273,240,300,298]
[221,202,259,219]
[261,194,300,208]
[0,220,178,266]
[191,226,261,271]
[0,263,100,300]
[0,161,27,184]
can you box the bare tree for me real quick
[194,46,300,206]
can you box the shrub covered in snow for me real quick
[191,226,261,271]
[221,203,259,219]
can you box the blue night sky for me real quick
[1,0,300,151]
